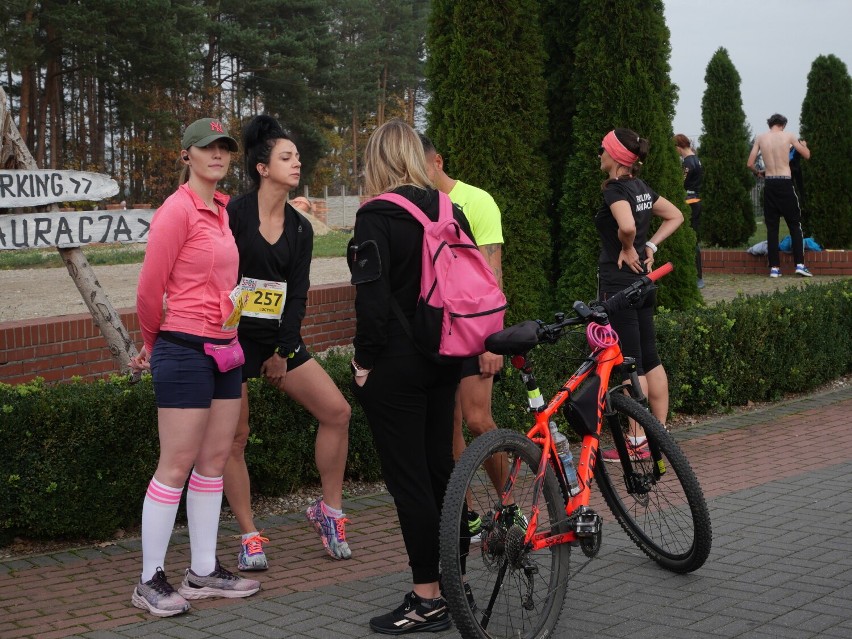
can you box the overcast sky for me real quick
[664,0,852,142]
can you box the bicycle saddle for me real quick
[484,320,541,355]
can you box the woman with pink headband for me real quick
[594,128,684,463]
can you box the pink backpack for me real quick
[372,191,507,361]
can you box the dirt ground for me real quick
[0,262,847,323]
[0,258,353,323]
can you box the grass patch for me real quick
[705,217,791,250]
[0,231,352,270]
[312,230,352,258]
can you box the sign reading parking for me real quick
[0,169,119,208]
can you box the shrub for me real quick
[1,280,849,543]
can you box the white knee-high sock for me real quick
[141,477,183,583]
[186,469,223,576]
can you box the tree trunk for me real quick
[351,106,359,187]
[1,86,140,375]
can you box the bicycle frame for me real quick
[506,335,631,551]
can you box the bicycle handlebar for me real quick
[598,261,673,317]
[483,263,674,356]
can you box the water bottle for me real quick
[550,420,581,496]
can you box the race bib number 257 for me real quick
[239,277,287,321]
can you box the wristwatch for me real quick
[351,359,371,377]
[274,345,295,358]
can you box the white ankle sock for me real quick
[322,501,343,517]
[629,435,647,446]
[186,469,223,576]
[141,477,183,583]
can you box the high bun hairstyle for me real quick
[613,127,650,176]
[242,115,291,189]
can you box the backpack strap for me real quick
[370,191,454,227]
[369,191,454,355]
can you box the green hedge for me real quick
[1,280,849,544]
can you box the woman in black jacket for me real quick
[224,116,352,570]
[349,119,473,635]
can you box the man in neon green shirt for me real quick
[420,134,506,504]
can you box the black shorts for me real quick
[239,337,311,382]
[601,289,661,376]
[460,355,503,382]
[150,332,242,407]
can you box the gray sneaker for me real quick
[177,558,261,600]
[131,567,190,617]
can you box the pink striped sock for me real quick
[186,469,224,576]
[141,477,183,582]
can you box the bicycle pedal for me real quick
[572,506,602,537]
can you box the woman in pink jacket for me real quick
[129,118,260,617]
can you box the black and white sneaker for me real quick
[369,591,451,635]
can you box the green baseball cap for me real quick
[181,118,239,152]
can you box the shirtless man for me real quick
[747,113,812,277]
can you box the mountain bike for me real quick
[439,263,712,639]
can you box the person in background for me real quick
[674,133,704,289]
[130,117,260,617]
[595,128,684,462]
[419,133,506,536]
[224,115,352,568]
[747,113,812,278]
[348,119,476,635]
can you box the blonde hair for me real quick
[363,119,432,196]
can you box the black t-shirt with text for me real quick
[595,177,659,292]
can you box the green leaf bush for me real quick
[1,280,849,544]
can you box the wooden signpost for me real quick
[0,169,119,207]
[0,86,141,374]
[0,206,153,250]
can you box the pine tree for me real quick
[426,0,552,323]
[699,48,755,248]
[800,54,852,248]
[556,0,700,311]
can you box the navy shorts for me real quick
[240,337,311,382]
[150,332,242,408]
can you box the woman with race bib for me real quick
[224,115,352,568]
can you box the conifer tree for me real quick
[800,54,852,248]
[540,0,581,288]
[556,0,700,311]
[424,0,454,158]
[426,0,552,322]
[699,47,756,248]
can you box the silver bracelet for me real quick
[645,240,658,254]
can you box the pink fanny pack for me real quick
[159,332,244,373]
[203,337,245,372]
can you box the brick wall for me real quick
[702,248,852,275]
[0,283,355,385]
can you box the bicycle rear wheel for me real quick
[595,392,712,573]
[440,429,571,639]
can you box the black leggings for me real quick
[351,351,460,584]
[688,200,703,279]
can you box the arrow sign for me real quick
[0,170,119,208]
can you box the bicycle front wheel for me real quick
[440,429,571,639]
[595,393,712,573]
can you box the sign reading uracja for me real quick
[0,169,153,249]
